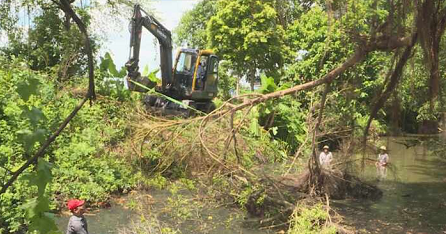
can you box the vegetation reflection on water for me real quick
[332,136,446,234]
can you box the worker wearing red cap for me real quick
[66,199,89,234]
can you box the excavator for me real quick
[125,4,219,115]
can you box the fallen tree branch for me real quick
[220,32,416,117]
[228,48,368,113]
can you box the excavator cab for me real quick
[172,49,219,101]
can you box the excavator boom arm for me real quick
[126,4,173,92]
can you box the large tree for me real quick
[207,0,291,90]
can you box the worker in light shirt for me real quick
[319,145,333,169]
[376,146,389,179]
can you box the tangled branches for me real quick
[130,93,281,177]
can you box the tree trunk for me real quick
[236,76,240,96]
[422,37,440,134]
[249,65,256,91]
[390,91,401,135]
[417,0,446,134]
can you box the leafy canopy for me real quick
[207,0,291,79]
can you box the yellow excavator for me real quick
[125,4,219,115]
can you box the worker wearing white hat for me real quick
[377,146,389,167]
[376,145,389,180]
[319,145,333,169]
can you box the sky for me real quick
[100,0,198,73]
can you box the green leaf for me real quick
[99,54,110,71]
[17,128,47,153]
[142,65,149,76]
[16,77,40,101]
[101,52,127,78]
[29,211,60,234]
[271,126,278,136]
[147,68,160,83]
[21,197,39,218]
[118,66,127,78]
[21,106,46,128]
[108,62,119,77]
[249,118,260,136]
[103,52,120,77]
[36,158,53,185]
[259,75,277,94]
[22,159,52,196]
[20,159,60,234]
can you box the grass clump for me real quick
[287,203,337,234]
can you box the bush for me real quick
[287,203,336,234]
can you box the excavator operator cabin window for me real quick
[209,57,218,74]
[175,52,196,74]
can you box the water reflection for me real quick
[376,164,387,180]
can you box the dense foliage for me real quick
[208,0,291,89]
[173,0,216,49]
[0,56,138,233]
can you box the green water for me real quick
[332,136,446,234]
[55,201,136,234]
[56,189,272,234]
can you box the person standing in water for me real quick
[376,146,389,166]
[376,146,389,179]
